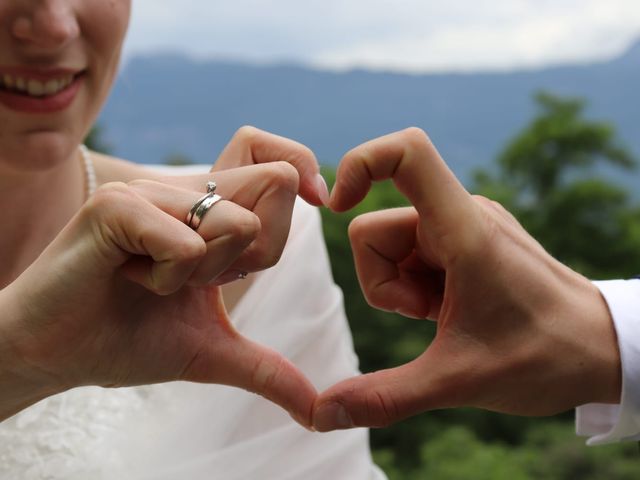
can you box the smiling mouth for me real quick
[0,72,83,98]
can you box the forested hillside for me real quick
[100,40,640,188]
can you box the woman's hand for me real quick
[212,126,330,206]
[312,128,621,431]
[0,161,316,427]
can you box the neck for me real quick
[0,149,85,288]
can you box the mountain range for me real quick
[100,40,640,185]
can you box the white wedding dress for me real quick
[0,194,387,480]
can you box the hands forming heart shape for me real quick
[0,127,621,430]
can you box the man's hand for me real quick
[312,128,621,431]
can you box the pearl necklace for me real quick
[78,144,97,199]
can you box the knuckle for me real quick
[471,194,491,206]
[474,194,508,216]
[459,206,500,260]
[364,388,400,428]
[292,144,317,166]
[264,161,300,193]
[341,145,360,164]
[83,182,134,219]
[402,127,431,149]
[174,236,207,264]
[347,215,370,243]
[299,144,315,160]
[90,181,131,203]
[473,195,511,230]
[364,288,386,311]
[245,238,282,270]
[234,125,261,142]
[227,211,261,245]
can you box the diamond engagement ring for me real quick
[187,181,223,230]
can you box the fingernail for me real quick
[328,184,339,210]
[315,174,330,206]
[290,412,316,432]
[314,402,353,431]
[396,308,421,319]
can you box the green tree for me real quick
[494,92,634,202]
[474,91,640,278]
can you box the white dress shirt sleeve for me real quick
[576,279,640,445]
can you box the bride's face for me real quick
[0,0,131,172]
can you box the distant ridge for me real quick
[100,39,640,186]
[615,38,640,65]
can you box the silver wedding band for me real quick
[187,181,223,230]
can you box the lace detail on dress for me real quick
[0,387,147,480]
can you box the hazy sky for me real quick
[125,0,640,72]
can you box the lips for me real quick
[0,68,85,114]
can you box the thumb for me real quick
[312,351,451,431]
[221,335,318,428]
[186,289,318,428]
[330,128,478,244]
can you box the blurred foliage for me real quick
[321,91,640,478]
[84,124,112,154]
[164,153,195,166]
[473,91,640,279]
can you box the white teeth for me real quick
[27,80,44,96]
[45,79,59,95]
[0,73,75,97]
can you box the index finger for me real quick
[213,126,329,207]
[330,128,475,229]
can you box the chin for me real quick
[0,131,80,173]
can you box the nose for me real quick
[11,1,80,50]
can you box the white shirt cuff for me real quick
[575,279,640,445]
